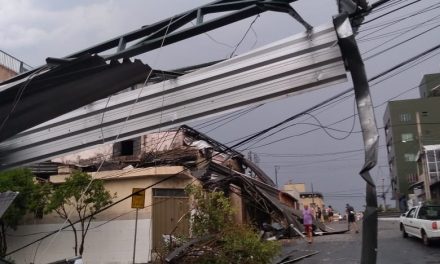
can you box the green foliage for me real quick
[47,171,114,215]
[0,168,47,257]
[220,225,281,264]
[0,168,36,229]
[185,185,234,236]
[47,171,115,256]
[182,185,280,264]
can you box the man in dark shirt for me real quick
[346,203,359,233]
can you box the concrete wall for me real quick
[282,183,301,202]
[9,167,194,264]
[8,219,151,264]
[45,167,192,222]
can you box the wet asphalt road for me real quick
[281,219,440,264]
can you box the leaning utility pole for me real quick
[274,165,280,188]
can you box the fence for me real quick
[0,49,32,74]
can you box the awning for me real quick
[408,180,424,190]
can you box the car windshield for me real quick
[419,206,440,220]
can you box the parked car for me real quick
[332,213,343,221]
[400,205,440,246]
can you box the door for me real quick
[152,188,190,252]
[404,208,417,236]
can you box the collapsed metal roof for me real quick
[0,24,346,170]
[0,55,151,141]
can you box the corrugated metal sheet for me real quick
[0,23,347,170]
[0,55,151,141]
[0,191,18,217]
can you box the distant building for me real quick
[0,50,31,81]
[411,144,440,204]
[283,183,325,212]
[383,73,440,208]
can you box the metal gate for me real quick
[151,188,189,252]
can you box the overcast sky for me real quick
[1,0,439,213]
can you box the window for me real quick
[407,208,416,218]
[400,113,411,122]
[425,206,440,220]
[427,150,435,162]
[120,140,134,156]
[401,133,413,142]
[430,173,438,183]
[428,162,437,172]
[404,153,416,162]
[422,111,429,117]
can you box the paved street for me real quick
[281,219,440,264]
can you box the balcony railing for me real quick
[0,49,32,74]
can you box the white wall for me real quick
[8,219,151,264]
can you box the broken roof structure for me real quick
[39,125,329,235]
[1,1,380,262]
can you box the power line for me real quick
[241,44,440,150]
[229,14,260,58]
[8,32,440,260]
[361,0,422,25]
[358,2,440,38]
[362,15,440,60]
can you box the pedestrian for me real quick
[302,204,314,244]
[346,203,359,233]
[316,207,322,221]
[327,205,334,223]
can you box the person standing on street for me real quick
[302,204,314,244]
[346,203,359,233]
[316,207,322,221]
[327,205,334,223]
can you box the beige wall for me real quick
[11,167,195,264]
[300,197,325,211]
[283,183,301,202]
[0,65,16,81]
[43,166,193,222]
[284,183,305,193]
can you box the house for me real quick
[9,125,307,263]
[283,183,325,210]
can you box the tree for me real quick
[47,171,115,256]
[0,168,44,257]
[179,185,280,264]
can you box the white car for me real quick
[400,205,440,246]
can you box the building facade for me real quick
[9,126,302,263]
[383,73,440,208]
[412,145,440,204]
[0,50,31,82]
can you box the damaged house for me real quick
[9,125,327,263]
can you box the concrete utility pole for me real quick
[311,183,315,207]
[248,151,254,177]
[274,165,280,188]
[381,178,387,212]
